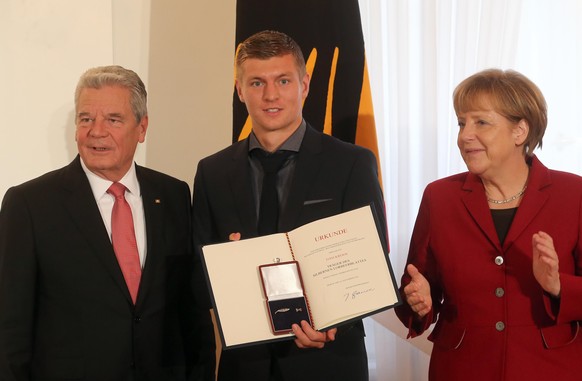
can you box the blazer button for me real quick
[134,316,141,323]
[494,256,504,265]
[495,321,505,331]
[495,287,505,297]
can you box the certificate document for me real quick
[200,205,401,349]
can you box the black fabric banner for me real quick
[233,0,378,158]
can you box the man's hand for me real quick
[292,320,336,349]
[228,232,241,241]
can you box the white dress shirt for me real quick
[80,159,147,267]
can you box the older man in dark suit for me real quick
[0,66,215,381]
[192,30,388,381]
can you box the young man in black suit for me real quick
[192,30,388,381]
[0,66,215,381]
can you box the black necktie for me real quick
[253,149,292,235]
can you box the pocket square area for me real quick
[303,198,333,206]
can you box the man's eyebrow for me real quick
[76,112,125,119]
[106,113,124,119]
[248,72,293,81]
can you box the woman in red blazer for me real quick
[395,69,582,380]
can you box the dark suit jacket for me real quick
[0,156,214,381]
[192,125,388,381]
[395,156,582,381]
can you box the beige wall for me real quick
[1,1,113,198]
[146,0,235,186]
[0,0,235,199]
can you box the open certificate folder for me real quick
[200,205,401,349]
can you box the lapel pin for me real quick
[154,199,161,204]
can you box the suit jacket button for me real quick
[494,256,504,265]
[495,287,505,297]
[495,321,505,331]
[134,316,141,323]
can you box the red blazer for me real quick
[396,156,582,381]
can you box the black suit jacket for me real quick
[0,156,214,381]
[192,125,388,381]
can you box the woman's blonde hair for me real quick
[453,69,547,156]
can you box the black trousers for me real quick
[217,323,368,381]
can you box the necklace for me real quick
[487,185,527,204]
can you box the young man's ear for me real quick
[235,80,245,103]
[301,73,310,100]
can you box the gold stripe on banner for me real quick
[356,57,382,183]
[323,47,338,136]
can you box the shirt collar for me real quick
[249,119,306,153]
[80,158,140,199]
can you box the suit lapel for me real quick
[229,140,259,237]
[280,126,323,232]
[461,173,501,250]
[61,157,132,302]
[134,166,164,308]
[503,156,550,250]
